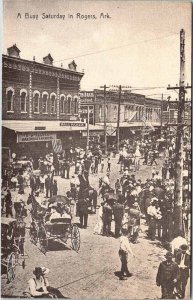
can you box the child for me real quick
[119,229,134,280]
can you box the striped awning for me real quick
[52,139,63,153]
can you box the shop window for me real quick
[67,96,72,114]
[42,93,48,113]
[20,91,27,112]
[6,88,14,111]
[33,91,40,113]
[51,94,56,114]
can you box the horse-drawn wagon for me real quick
[1,217,26,283]
[29,195,80,254]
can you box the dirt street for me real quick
[2,156,186,299]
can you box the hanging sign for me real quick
[17,132,56,143]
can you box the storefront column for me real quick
[29,71,32,118]
[57,77,60,119]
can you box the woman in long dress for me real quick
[94,202,104,235]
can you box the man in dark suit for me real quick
[175,244,190,299]
[45,174,51,198]
[156,251,179,299]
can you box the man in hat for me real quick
[113,198,124,238]
[28,267,49,297]
[175,244,190,299]
[103,198,113,236]
[28,267,64,298]
[156,251,179,299]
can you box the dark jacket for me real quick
[45,177,51,189]
[175,252,190,269]
[113,203,124,223]
[156,260,179,285]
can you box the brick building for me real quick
[2,44,87,157]
[80,89,162,143]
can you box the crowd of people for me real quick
[1,132,191,299]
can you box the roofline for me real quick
[2,54,84,76]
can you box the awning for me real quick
[2,120,101,132]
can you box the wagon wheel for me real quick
[7,252,16,283]
[29,223,38,245]
[71,224,80,252]
[39,227,48,255]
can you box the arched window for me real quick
[42,92,48,113]
[60,95,66,114]
[114,106,117,120]
[6,87,14,111]
[74,96,78,114]
[20,89,27,112]
[67,95,72,114]
[50,93,56,114]
[99,105,102,120]
[33,90,40,113]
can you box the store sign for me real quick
[17,132,56,143]
[60,122,86,127]
[82,131,103,137]
[106,125,116,136]
[35,126,46,130]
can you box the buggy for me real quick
[29,195,80,254]
[1,217,26,283]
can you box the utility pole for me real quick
[117,85,121,152]
[87,105,90,148]
[160,93,163,137]
[167,29,191,236]
[104,85,107,155]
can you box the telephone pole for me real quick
[167,29,191,236]
[117,85,121,152]
[87,105,90,148]
[104,85,107,154]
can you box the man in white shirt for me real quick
[119,229,134,280]
[147,199,159,240]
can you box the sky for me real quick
[3,0,192,100]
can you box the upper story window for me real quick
[33,90,40,113]
[60,94,66,114]
[67,95,72,114]
[74,96,78,114]
[6,87,14,112]
[106,105,108,118]
[114,106,117,120]
[50,93,56,114]
[42,92,48,113]
[99,105,102,120]
[20,89,27,112]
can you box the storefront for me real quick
[2,120,88,158]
